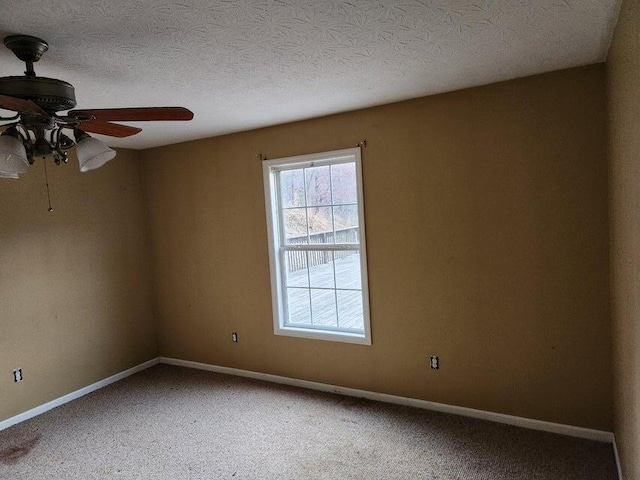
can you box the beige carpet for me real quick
[0,364,618,479]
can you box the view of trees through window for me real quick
[280,162,359,244]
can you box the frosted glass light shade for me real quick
[76,137,116,172]
[0,171,19,179]
[0,135,29,175]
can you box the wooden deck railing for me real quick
[286,227,359,272]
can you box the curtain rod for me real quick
[257,139,366,162]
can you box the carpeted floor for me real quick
[0,364,618,479]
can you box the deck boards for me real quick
[285,253,364,330]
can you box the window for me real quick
[263,148,371,345]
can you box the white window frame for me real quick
[263,148,371,345]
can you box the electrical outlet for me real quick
[231,332,238,343]
[430,356,439,370]
[13,368,23,382]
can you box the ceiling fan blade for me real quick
[68,107,193,122]
[73,120,142,138]
[0,94,47,116]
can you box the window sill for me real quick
[275,325,371,345]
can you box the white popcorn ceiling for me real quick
[0,0,621,149]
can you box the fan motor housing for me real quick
[0,76,76,113]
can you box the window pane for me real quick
[334,205,358,230]
[337,290,364,331]
[331,162,357,205]
[286,288,311,326]
[280,168,306,208]
[283,208,308,245]
[285,251,309,287]
[305,166,331,206]
[308,207,333,243]
[310,289,337,328]
[335,251,361,290]
[309,251,335,288]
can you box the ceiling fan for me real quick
[0,34,193,179]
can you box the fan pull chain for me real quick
[43,159,53,212]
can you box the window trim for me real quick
[262,147,371,345]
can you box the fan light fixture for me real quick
[0,34,193,181]
[0,128,29,176]
[74,129,116,172]
[0,123,113,175]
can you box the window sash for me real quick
[279,247,364,334]
[281,244,359,251]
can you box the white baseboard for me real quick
[1,355,615,447]
[160,357,614,444]
[613,436,624,480]
[0,358,160,432]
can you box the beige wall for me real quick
[143,65,611,430]
[0,149,157,422]
[608,0,640,477]
[0,64,612,435]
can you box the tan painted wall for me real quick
[143,65,611,430]
[0,149,157,422]
[608,0,640,477]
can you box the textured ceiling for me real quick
[0,0,621,149]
